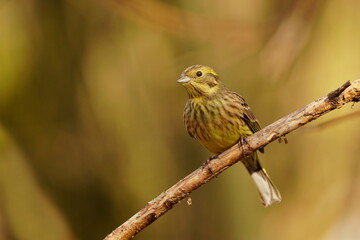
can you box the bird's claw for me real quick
[238,136,250,157]
[202,155,218,175]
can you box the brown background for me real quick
[1,0,360,239]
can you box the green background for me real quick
[1,0,360,239]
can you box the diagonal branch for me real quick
[104,79,360,240]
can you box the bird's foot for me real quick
[238,136,251,157]
[202,155,218,175]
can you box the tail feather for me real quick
[243,153,281,207]
[251,170,281,207]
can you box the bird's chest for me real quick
[184,99,249,153]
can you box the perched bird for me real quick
[177,65,281,207]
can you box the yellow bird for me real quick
[177,65,281,207]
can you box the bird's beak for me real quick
[177,76,191,83]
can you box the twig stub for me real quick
[327,80,351,101]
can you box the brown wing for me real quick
[233,92,264,153]
[233,92,261,133]
[242,105,261,133]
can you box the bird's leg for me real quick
[238,136,252,157]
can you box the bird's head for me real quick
[177,65,223,98]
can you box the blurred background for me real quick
[1,0,360,239]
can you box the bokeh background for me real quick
[1,0,360,239]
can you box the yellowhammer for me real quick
[177,65,281,207]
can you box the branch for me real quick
[104,80,360,240]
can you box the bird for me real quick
[177,65,281,207]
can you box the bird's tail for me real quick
[243,153,281,207]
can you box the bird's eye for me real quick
[196,71,203,77]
